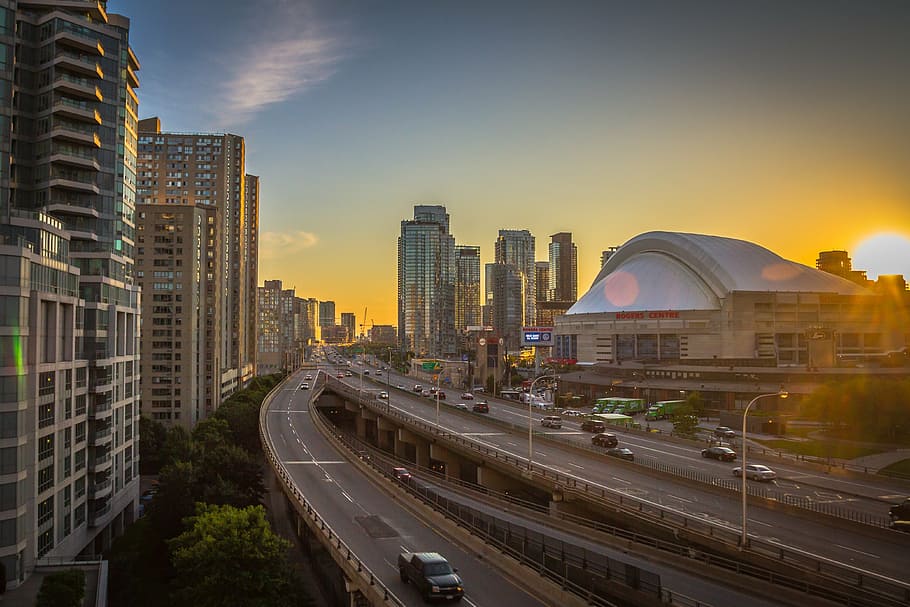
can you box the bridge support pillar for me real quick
[395,428,429,468]
[477,465,528,494]
[429,443,461,480]
[377,417,397,451]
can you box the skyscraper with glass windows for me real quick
[398,205,456,357]
[0,0,141,585]
[494,229,536,328]
[455,245,481,332]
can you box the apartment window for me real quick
[38,402,54,428]
[0,412,16,439]
[38,435,54,462]
[38,465,54,493]
[38,496,54,526]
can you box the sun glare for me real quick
[852,232,910,280]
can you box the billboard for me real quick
[522,326,553,347]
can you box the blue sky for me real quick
[113,0,910,324]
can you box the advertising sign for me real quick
[521,326,553,347]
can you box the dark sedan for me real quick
[701,446,737,461]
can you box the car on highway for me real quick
[397,384,405,389]
[591,433,618,447]
[733,464,777,481]
[421,390,432,397]
[461,392,474,400]
[472,401,489,413]
[336,373,345,378]
[559,409,584,417]
[304,374,313,380]
[888,498,910,521]
[541,415,563,428]
[452,403,469,411]
[298,382,310,390]
[581,420,607,433]
[344,371,353,377]
[714,426,736,439]
[413,384,423,392]
[378,391,389,399]
[391,467,412,482]
[701,446,737,461]
[375,371,382,376]
[364,370,370,376]
[436,391,447,400]
[605,447,635,461]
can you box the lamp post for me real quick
[386,347,392,412]
[741,390,788,549]
[435,364,442,429]
[527,371,557,471]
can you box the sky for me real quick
[112,0,910,326]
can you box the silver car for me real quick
[733,464,777,481]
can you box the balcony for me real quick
[46,199,100,219]
[46,177,100,195]
[52,99,102,125]
[88,477,112,499]
[48,151,100,171]
[67,228,99,242]
[90,452,112,472]
[88,499,112,527]
[53,74,102,102]
[54,29,105,56]
[52,51,104,79]
[48,124,101,148]
[89,425,112,447]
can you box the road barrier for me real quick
[324,376,910,607]
[259,374,404,607]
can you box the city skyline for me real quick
[115,0,910,325]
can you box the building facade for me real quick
[136,118,256,420]
[256,280,297,375]
[0,1,142,585]
[489,263,524,350]
[454,245,481,333]
[340,312,356,342]
[318,300,335,331]
[136,204,208,427]
[244,175,260,374]
[494,229,536,327]
[397,205,456,357]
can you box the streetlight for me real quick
[435,363,443,429]
[527,371,557,470]
[741,390,788,549]
[386,347,392,412]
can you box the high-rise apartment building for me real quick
[601,247,619,268]
[136,118,257,422]
[816,250,869,286]
[0,1,141,583]
[455,245,481,332]
[548,232,577,302]
[298,297,318,345]
[318,300,335,330]
[398,205,456,357]
[256,280,297,375]
[535,261,550,304]
[136,204,209,427]
[490,264,525,348]
[494,229,536,327]
[341,312,356,341]
[245,175,260,373]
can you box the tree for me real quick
[214,396,262,454]
[197,443,266,507]
[671,404,699,439]
[148,460,199,539]
[138,416,168,474]
[160,425,196,468]
[685,391,706,419]
[36,570,84,607]
[168,504,303,607]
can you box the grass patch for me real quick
[878,459,910,479]
[751,439,884,459]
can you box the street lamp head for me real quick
[779,391,789,399]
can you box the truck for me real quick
[594,397,645,415]
[398,551,464,602]
[645,399,686,420]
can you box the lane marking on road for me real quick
[748,518,773,528]
[340,490,354,503]
[462,597,479,607]
[612,476,631,484]
[462,432,506,437]
[537,452,547,457]
[568,463,585,470]
[880,494,907,500]
[506,442,518,446]
[835,544,880,559]
[285,460,348,465]
[667,494,693,504]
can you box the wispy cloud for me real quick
[213,2,349,126]
[260,230,320,260]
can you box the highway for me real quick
[339,361,909,582]
[265,370,551,607]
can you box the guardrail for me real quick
[326,415,904,607]
[324,376,910,607]
[259,375,404,606]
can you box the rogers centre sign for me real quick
[615,311,680,320]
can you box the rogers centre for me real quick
[553,231,909,409]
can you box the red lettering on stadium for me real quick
[614,311,680,320]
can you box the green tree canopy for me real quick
[168,504,298,607]
[36,570,84,607]
[671,404,699,438]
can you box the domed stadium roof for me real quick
[568,232,870,315]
